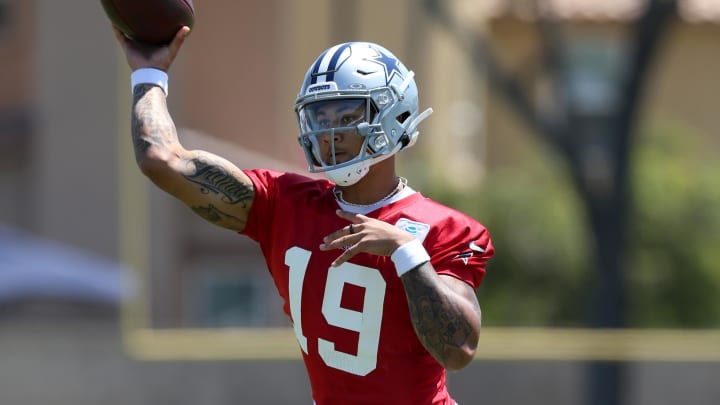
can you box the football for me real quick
[101,0,195,45]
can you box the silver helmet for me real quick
[294,42,433,186]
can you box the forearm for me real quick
[130,83,187,197]
[131,83,180,168]
[401,264,481,370]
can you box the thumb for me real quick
[166,26,191,65]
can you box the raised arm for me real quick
[132,84,254,231]
[115,26,254,232]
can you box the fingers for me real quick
[320,220,361,249]
[320,210,401,266]
[318,224,363,267]
[329,245,362,267]
[112,24,190,71]
[319,221,362,267]
[319,227,360,251]
[111,25,126,44]
[168,26,191,61]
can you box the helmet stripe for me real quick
[311,43,351,85]
[309,49,329,85]
[325,43,352,82]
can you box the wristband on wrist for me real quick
[131,68,169,96]
[391,239,431,277]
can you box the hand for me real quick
[320,210,415,267]
[112,25,190,71]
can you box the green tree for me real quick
[628,124,720,327]
[427,156,592,326]
[428,123,720,328]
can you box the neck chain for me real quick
[334,177,407,207]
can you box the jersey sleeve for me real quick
[239,168,282,244]
[239,169,331,245]
[426,214,494,290]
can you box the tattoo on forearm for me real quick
[184,158,254,207]
[130,85,253,227]
[192,204,247,229]
[402,266,476,365]
[131,84,174,157]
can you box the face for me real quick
[303,99,367,165]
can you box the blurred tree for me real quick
[422,1,679,405]
[426,155,592,326]
[430,123,720,328]
[628,123,720,328]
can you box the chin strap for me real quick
[324,141,404,186]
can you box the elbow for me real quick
[442,328,480,371]
[136,153,165,179]
[443,345,477,371]
[135,146,176,180]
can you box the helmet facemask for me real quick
[297,98,388,171]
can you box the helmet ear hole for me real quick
[396,111,411,147]
[396,111,411,124]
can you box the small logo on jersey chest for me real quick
[394,218,430,242]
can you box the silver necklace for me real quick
[333,177,407,207]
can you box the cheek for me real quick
[348,136,365,153]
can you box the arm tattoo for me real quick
[131,84,254,223]
[184,158,254,208]
[131,84,175,158]
[402,264,477,366]
[192,204,247,229]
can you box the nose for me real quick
[319,128,344,145]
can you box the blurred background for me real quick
[1,0,719,404]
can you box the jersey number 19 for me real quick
[285,247,387,376]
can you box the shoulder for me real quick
[240,169,336,240]
[395,193,492,250]
[243,169,333,193]
[397,193,485,229]
[390,194,494,287]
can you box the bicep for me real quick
[159,149,255,231]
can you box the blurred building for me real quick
[475,0,720,169]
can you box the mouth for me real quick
[325,150,350,164]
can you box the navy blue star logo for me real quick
[366,49,403,85]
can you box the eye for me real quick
[340,115,356,125]
[318,119,331,129]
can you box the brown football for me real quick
[101,0,195,45]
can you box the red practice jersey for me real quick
[241,169,494,405]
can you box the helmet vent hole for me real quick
[357,69,373,76]
[396,111,411,124]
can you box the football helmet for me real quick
[294,42,433,186]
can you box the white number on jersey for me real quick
[285,247,386,376]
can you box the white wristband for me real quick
[131,68,169,96]
[391,239,431,277]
